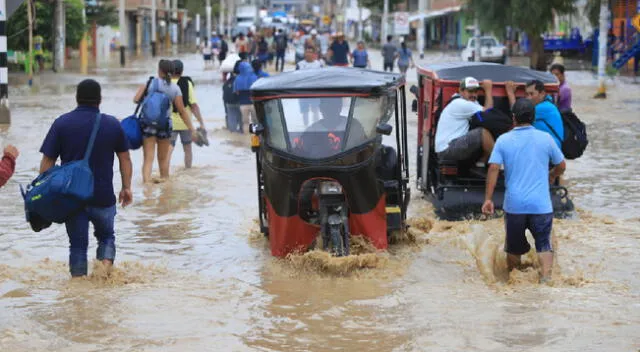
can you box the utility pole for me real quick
[165,0,170,50]
[595,0,609,99]
[474,17,481,62]
[358,2,363,41]
[219,0,225,36]
[151,0,157,56]
[382,0,388,44]
[206,0,211,42]
[54,0,65,72]
[171,0,177,54]
[119,0,126,66]
[227,0,233,39]
[418,0,426,58]
[27,0,33,85]
[0,0,10,123]
[196,13,201,46]
[80,0,88,73]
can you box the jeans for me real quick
[276,50,286,72]
[225,103,243,133]
[65,205,117,276]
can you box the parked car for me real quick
[461,36,507,64]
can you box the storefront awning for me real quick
[408,6,462,22]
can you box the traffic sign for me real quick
[323,15,331,25]
[394,12,409,35]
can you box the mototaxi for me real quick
[249,67,410,257]
[412,62,575,220]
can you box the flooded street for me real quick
[1,52,639,351]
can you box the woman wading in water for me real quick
[134,60,196,183]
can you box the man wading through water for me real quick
[39,79,133,277]
[482,99,566,285]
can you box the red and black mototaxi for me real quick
[249,67,411,257]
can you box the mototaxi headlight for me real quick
[319,181,343,195]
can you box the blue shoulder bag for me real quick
[21,113,102,224]
[121,76,153,150]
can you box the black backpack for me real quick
[542,110,588,160]
[275,35,287,51]
[173,76,193,113]
[470,108,513,140]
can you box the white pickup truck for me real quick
[460,36,507,64]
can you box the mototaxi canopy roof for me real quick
[250,67,405,100]
[419,62,558,85]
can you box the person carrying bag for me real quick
[22,113,102,225]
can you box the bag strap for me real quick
[541,120,562,142]
[83,113,102,162]
[134,76,154,115]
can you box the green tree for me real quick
[7,0,87,51]
[86,2,119,27]
[465,0,575,71]
[360,0,404,12]
[584,0,602,28]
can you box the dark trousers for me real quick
[276,50,286,72]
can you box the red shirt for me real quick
[0,153,16,188]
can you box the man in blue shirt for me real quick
[39,79,133,277]
[482,99,566,284]
[506,80,564,148]
[327,32,352,67]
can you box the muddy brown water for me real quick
[1,53,639,351]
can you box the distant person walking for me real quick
[39,79,133,277]
[169,60,205,169]
[235,33,249,60]
[234,61,258,133]
[133,60,196,183]
[0,145,19,187]
[550,64,572,112]
[274,29,288,72]
[351,41,371,68]
[296,48,324,125]
[397,41,415,75]
[305,29,322,60]
[223,60,243,133]
[218,34,229,69]
[327,32,351,67]
[482,99,566,285]
[381,35,398,72]
[200,39,213,69]
[252,59,270,78]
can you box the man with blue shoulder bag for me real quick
[36,79,133,277]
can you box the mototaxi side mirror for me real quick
[412,99,418,112]
[376,123,393,136]
[409,85,418,96]
[250,123,265,135]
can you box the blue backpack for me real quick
[139,78,171,131]
[21,113,102,224]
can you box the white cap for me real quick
[461,76,480,90]
[310,29,318,35]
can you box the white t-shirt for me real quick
[201,43,212,55]
[434,96,483,153]
[296,60,324,70]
